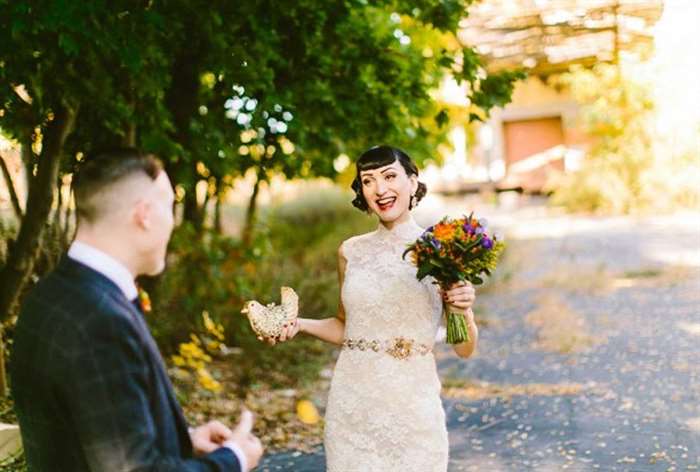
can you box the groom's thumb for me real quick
[234,409,254,435]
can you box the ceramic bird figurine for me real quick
[241,286,299,341]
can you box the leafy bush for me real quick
[150,188,375,389]
[548,63,700,214]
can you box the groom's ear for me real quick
[132,198,153,230]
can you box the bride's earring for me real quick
[410,194,417,210]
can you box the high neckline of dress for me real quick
[376,216,423,242]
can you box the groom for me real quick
[10,149,263,471]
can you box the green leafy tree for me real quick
[0,0,524,393]
[0,0,170,394]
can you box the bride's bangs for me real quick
[356,145,402,172]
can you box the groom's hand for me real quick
[190,420,234,455]
[226,409,264,471]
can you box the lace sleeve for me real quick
[339,238,350,264]
[339,235,360,266]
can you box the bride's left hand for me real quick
[442,281,475,313]
[265,318,301,346]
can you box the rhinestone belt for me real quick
[342,337,432,360]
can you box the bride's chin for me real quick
[377,210,410,225]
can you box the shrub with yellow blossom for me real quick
[171,311,227,394]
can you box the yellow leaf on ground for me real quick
[296,400,320,425]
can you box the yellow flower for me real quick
[197,368,222,393]
[203,311,216,332]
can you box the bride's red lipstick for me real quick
[376,197,396,212]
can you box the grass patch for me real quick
[525,294,601,354]
[621,268,664,279]
[538,262,613,294]
[442,378,587,401]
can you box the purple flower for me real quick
[475,226,484,235]
[481,237,493,249]
[429,237,441,250]
[462,223,473,234]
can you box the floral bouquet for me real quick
[403,213,505,344]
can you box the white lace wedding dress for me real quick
[324,217,448,472]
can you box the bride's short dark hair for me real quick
[351,145,428,212]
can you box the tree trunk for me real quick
[201,180,212,230]
[53,176,63,229]
[62,187,75,247]
[242,169,262,246]
[0,104,77,324]
[0,153,23,220]
[0,335,6,397]
[183,181,205,231]
[165,34,204,232]
[123,86,137,147]
[124,122,137,147]
[214,178,226,235]
[20,138,35,197]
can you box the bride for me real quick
[269,145,478,471]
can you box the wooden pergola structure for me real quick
[459,0,664,76]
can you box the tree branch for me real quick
[0,103,77,323]
[0,152,23,220]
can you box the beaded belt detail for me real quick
[342,337,432,360]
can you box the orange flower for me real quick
[138,287,152,314]
[433,223,456,242]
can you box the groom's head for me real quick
[73,148,175,276]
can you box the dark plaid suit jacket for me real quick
[10,256,241,471]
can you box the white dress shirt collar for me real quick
[67,241,139,301]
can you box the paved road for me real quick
[260,201,700,471]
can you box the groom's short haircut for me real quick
[73,148,164,224]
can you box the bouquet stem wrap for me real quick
[403,213,505,345]
[444,304,470,344]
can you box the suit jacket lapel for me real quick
[121,297,193,452]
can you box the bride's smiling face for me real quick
[360,160,418,223]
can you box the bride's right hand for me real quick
[266,318,301,346]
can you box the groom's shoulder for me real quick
[19,266,133,343]
[12,266,140,395]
